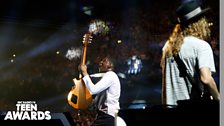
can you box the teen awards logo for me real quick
[4,101,51,120]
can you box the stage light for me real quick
[82,6,93,16]
[88,19,110,35]
[128,100,147,109]
[208,22,213,27]
[127,55,143,75]
[65,47,81,60]
[56,51,60,55]
[117,40,122,44]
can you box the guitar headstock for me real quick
[82,33,93,46]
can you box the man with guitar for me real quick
[80,56,121,126]
[160,0,220,106]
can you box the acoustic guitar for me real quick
[67,33,93,110]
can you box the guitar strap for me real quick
[173,54,204,100]
[90,73,105,78]
[89,73,104,84]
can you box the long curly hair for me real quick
[161,17,211,67]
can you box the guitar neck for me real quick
[79,33,92,78]
[81,43,87,65]
[78,44,87,79]
[81,33,92,65]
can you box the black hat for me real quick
[176,0,210,23]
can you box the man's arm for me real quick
[80,64,113,95]
[200,67,220,101]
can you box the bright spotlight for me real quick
[65,47,81,60]
[127,55,143,75]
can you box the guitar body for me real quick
[67,33,93,110]
[67,78,92,109]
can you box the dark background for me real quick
[0,0,219,112]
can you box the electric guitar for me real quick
[67,33,93,110]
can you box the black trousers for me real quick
[91,111,115,126]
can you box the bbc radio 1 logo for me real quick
[4,101,51,120]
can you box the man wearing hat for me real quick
[160,0,220,106]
